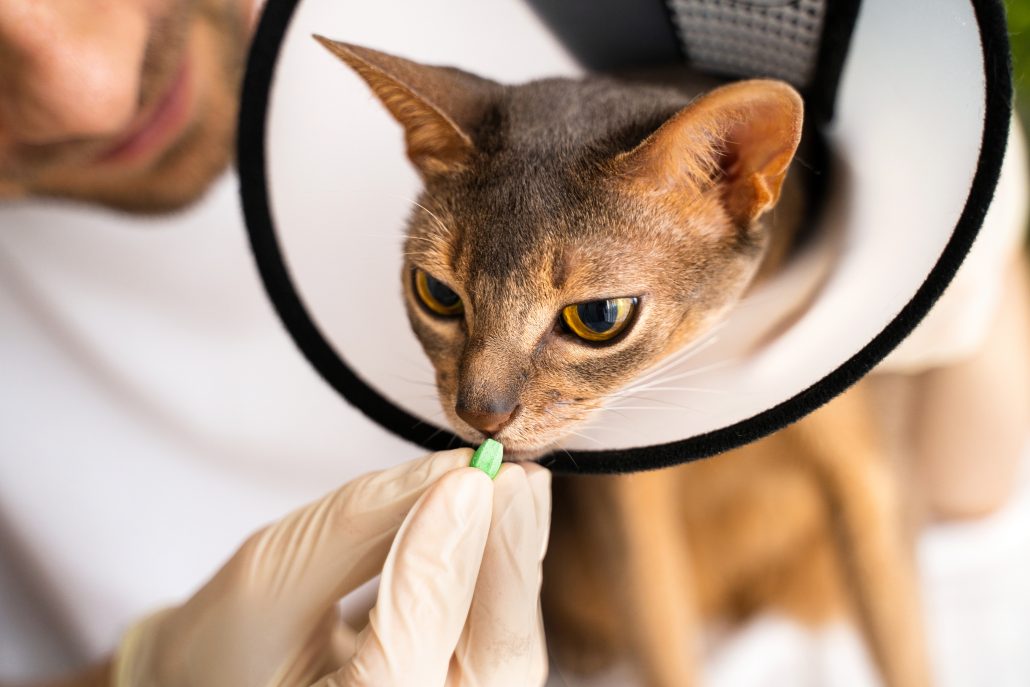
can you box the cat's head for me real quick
[319,38,803,459]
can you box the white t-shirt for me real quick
[0,174,415,678]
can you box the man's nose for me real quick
[0,3,148,144]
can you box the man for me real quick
[0,0,251,212]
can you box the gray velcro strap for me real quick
[667,0,827,88]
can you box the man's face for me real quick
[0,0,252,214]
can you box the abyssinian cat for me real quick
[317,37,929,687]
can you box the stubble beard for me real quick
[7,0,248,215]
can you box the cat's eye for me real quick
[414,268,464,317]
[561,297,638,342]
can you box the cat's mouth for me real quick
[445,419,549,462]
[499,445,551,463]
[442,402,602,463]
[455,427,551,462]
[460,428,574,463]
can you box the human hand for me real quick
[113,449,552,687]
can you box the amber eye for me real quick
[414,268,464,316]
[561,297,638,342]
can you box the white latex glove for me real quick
[113,449,552,687]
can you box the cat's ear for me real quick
[614,80,803,226]
[314,36,501,177]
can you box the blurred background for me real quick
[1010,1,1030,252]
[1009,1,1030,133]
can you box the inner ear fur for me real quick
[615,79,804,226]
[315,36,501,177]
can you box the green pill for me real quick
[469,438,503,479]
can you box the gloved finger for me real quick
[522,462,553,562]
[450,464,550,687]
[266,609,342,687]
[522,462,553,682]
[200,448,473,641]
[322,467,494,687]
[326,616,359,668]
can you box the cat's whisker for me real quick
[627,345,709,389]
[422,407,449,420]
[599,405,679,411]
[399,387,436,397]
[615,359,736,395]
[605,384,728,398]
[571,423,625,432]
[398,383,438,393]
[572,399,626,422]
[426,420,463,447]
[408,199,454,238]
[558,445,580,470]
[419,407,461,444]
[634,323,724,378]
[383,190,451,238]
[387,352,438,371]
[605,393,706,413]
[589,405,632,421]
[404,235,444,245]
[419,191,458,230]
[634,358,736,388]
[391,372,437,386]
[402,242,441,253]
[646,358,737,385]
[627,322,728,388]
[410,406,451,432]
[533,406,622,446]
[633,385,728,394]
[602,405,703,413]
[618,392,699,408]
[349,232,407,241]
[559,428,604,447]
[561,399,611,416]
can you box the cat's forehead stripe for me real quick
[494,79,688,155]
[550,246,570,291]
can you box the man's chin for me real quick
[32,173,223,217]
[33,173,222,216]
[28,114,233,216]
[9,2,244,216]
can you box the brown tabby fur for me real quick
[319,37,930,686]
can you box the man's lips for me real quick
[98,57,193,165]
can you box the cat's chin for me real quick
[500,446,550,463]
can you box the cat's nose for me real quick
[455,402,519,436]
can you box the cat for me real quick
[317,37,930,687]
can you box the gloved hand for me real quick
[113,448,552,687]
